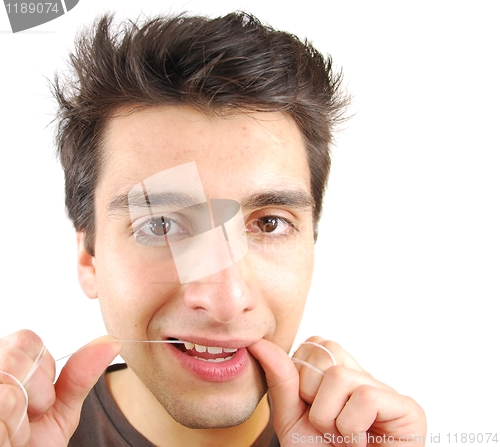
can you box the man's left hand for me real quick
[248,337,426,446]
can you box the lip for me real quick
[165,337,258,382]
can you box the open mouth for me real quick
[169,338,239,363]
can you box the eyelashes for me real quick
[132,215,190,246]
[131,214,297,246]
[245,216,297,238]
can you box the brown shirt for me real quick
[69,364,279,447]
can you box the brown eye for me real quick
[257,217,279,233]
[246,215,295,237]
[251,216,280,233]
[149,216,170,236]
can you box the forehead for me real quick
[99,106,311,201]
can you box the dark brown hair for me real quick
[54,12,349,254]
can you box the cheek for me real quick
[94,246,181,337]
[250,242,314,349]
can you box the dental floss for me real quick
[293,341,337,366]
[290,341,337,377]
[116,339,188,344]
[3,339,336,440]
[54,339,187,362]
[291,358,325,377]
[1,339,186,442]
[0,371,29,440]
[22,344,47,386]
[0,342,46,441]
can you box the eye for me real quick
[134,215,189,246]
[246,216,294,236]
[148,216,171,236]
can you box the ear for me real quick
[77,231,98,299]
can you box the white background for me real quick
[1,1,499,444]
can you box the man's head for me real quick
[54,12,349,431]
[54,12,349,255]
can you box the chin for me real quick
[124,345,269,429]
[152,374,268,430]
[169,400,260,429]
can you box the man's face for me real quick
[82,106,315,428]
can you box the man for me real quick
[0,12,425,447]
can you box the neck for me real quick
[107,366,271,447]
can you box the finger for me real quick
[293,339,336,367]
[0,329,56,390]
[51,336,121,439]
[0,347,56,421]
[0,381,30,447]
[294,337,364,371]
[293,338,336,403]
[24,345,57,384]
[0,331,55,381]
[293,337,365,405]
[0,330,43,358]
[306,366,382,434]
[247,339,305,436]
[0,330,45,381]
[0,420,11,447]
[309,362,397,434]
[8,408,29,447]
[335,386,426,447]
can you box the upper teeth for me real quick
[183,342,238,353]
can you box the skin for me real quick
[78,106,316,446]
[0,106,426,447]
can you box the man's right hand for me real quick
[0,330,121,447]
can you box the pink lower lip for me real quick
[166,343,249,382]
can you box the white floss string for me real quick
[291,341,337,377]
[54,339,187,362]
[0,344,47,440]
[22,345,47,386]
[2,339,335,441]
[113,340,187,343]
[0,371,29,440]
[1,340,186,442]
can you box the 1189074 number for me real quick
[446,433,499,443]
[5,3,59,14]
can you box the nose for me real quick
[182,261,256,323]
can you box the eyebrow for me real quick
[240,190,315,211]
[107,188,314,216]
[107,190,202,215]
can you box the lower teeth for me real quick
[193,354,235,363]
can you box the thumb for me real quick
[248,339,305,435]
[52,336,121,436]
